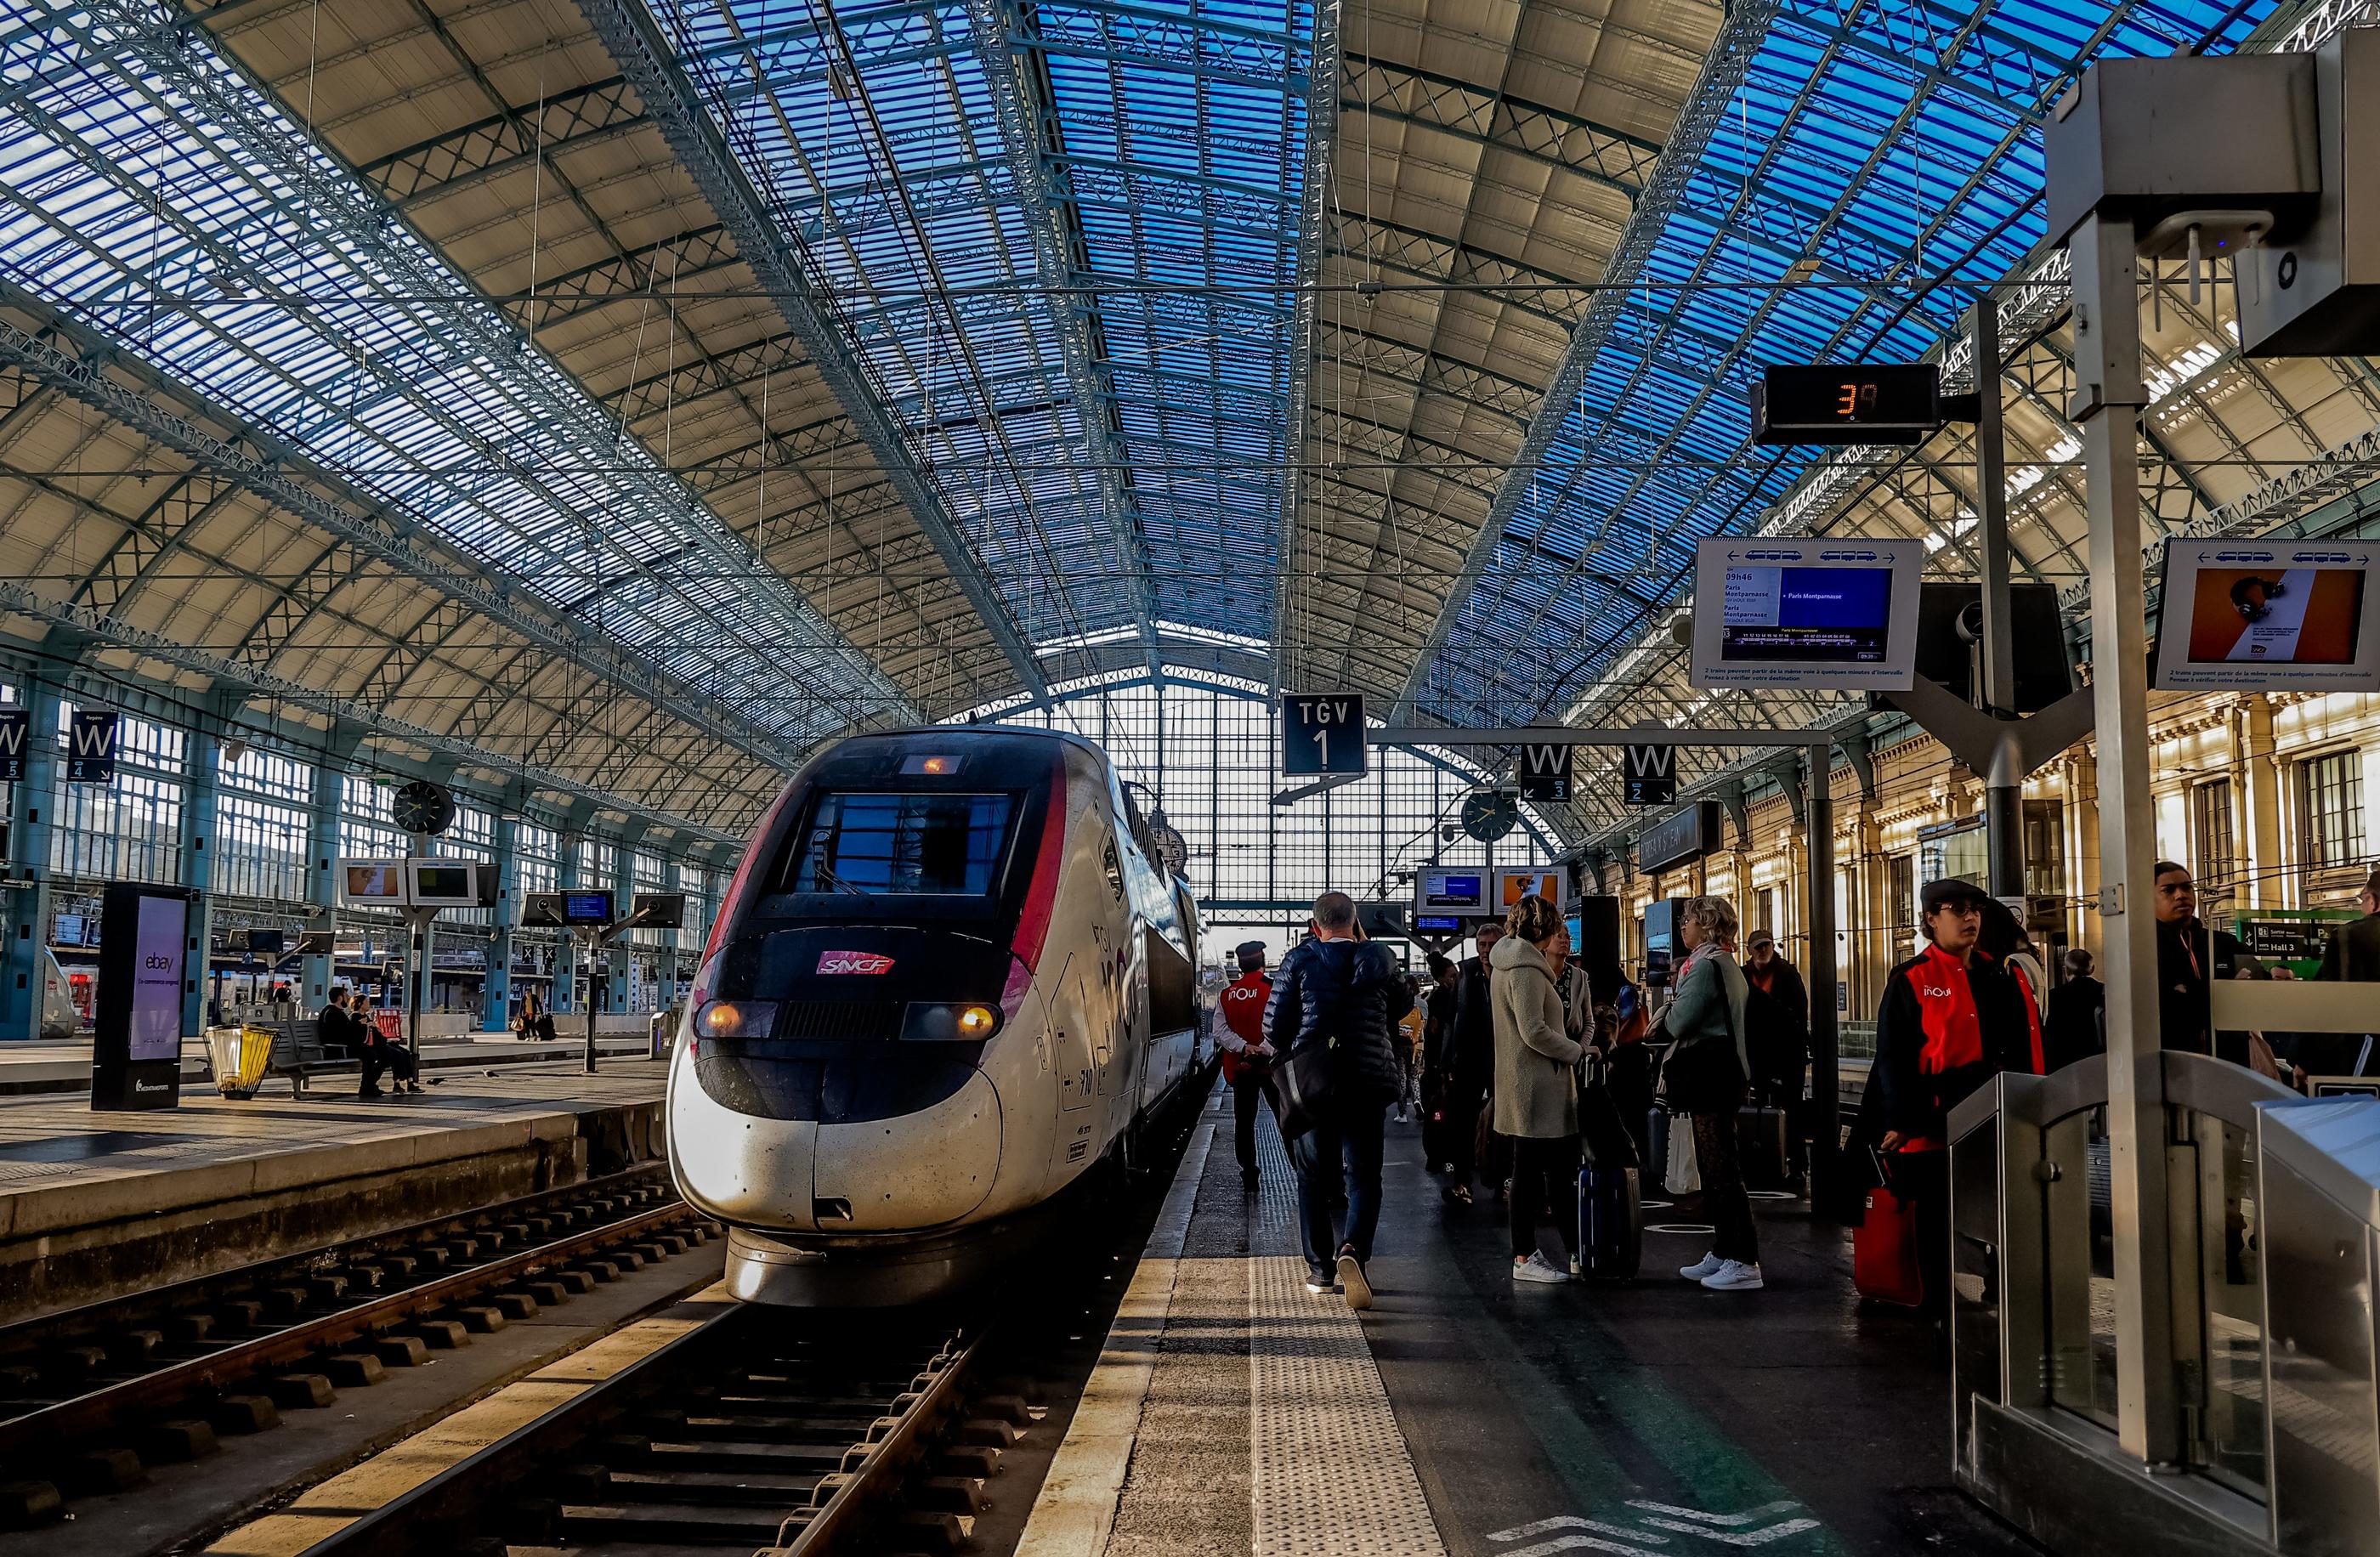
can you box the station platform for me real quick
[0,1031,654,1096]
[1022,1090,2038,1557]
[0,1058,669,1325]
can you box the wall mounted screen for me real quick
[1414,869,1486,917]
[1690,538,1923,690]
[2152,540,2380,692]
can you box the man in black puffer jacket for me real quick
[1263,891,1413,1309]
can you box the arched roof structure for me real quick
[0,0,2371,845]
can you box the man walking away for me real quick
[1742,929,1810,1186]
[2043,948,2105,1072]
[1263,892,1412,1309]
[1210,941,1275,1192]
[1441,923,1503,1205]
[1873,880,2045,1316]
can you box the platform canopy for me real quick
[0,0,2371,840]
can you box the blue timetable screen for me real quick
[1720,565,1891,663]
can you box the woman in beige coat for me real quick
[1491,894,1586,1283]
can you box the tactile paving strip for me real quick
[1250,1116,1447,1557]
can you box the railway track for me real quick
[297,1306,1017,1556]
[0,1166,719,1522]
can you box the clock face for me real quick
[1148,822,1188,875]
[393,779,456,837]
[1460,789,1520,844]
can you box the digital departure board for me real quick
[1752,364,1941,445]
[1690,538,1923,690]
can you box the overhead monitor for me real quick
[561,891,617,926]
[1414,914,1465,934]
[54,913,85,947]
[407,859,481,909]
[632,892,687,930]
[1414,868,1486,919]
[2150,539,2380,693]
[1691,537,1923,691]
[1496,869,1567,914]
[519,893,565,929]
[341,859,409,907]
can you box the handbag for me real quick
[1655,958,1745,1115]
[1266,1037,1334,1139]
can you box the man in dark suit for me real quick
[1439,922,1503,1206]
[2305,870,2380,1076]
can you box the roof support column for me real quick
[484,812,520,1033]
[3,681,63,1044]
[303,751,347,1011]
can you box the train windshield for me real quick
[785,792,1015,897]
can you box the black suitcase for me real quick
[1737,1102,1790,1189]
[1646,1106,1674,1196]
[1578,1160,1642,1279]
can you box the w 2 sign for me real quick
[1622,742,1676,807]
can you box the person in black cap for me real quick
[1210,940,1275,1191]
[1872,878,2045,1315]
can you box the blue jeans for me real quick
[1289,1103,1386,1279]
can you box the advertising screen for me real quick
[2153,540,2380,692]
[128,894,186,1062]
[1691,538,1922,690]
[343,861,407,904]
[1497,869,1567,913]
[1414,869,1485,914]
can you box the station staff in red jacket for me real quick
[1211,941,1274,1192]
[1872,878,2044,1314]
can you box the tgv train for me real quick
[667,726,1205,1305]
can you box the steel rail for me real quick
[777,1331,983,1555]
[0,1186,697,1466]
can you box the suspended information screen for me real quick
[2151,539,2380,693]
[1690,538,1922,690]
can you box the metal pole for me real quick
[582,926,599,1075]
[408,912,428,1074]
[1969,296,2028,901]
[2071,212,2179,1466]
[1805,744,1839,1201]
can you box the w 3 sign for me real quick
[1622,743,1676,807]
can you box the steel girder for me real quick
[581,0,1053,705]
[1271,0,1340,689]
[48,0,913,737]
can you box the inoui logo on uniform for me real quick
[816,950,895,976]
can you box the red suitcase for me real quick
[1854,1164,1924,1308]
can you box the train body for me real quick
[666,726,1205,1305]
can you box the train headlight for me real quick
[901,1002,1004,1042]
[696,999,778,1040]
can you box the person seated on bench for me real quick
[347,990,422,1097]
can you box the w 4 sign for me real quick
[1281,694,1367,778]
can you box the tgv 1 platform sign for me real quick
[2150,539,2380,693]
[1281,693,1368,778]
[1690,537,1922,690]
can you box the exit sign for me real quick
[1281,694,1368,778]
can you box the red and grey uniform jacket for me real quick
[1214,970,1272,1083]
[1871,943,2044,1152]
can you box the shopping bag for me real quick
[1663,1109,1700,1195]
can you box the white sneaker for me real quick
[1680,1251,1725,1282]
[1701,1260,1765,1291]
[1512,1251,1572,1284]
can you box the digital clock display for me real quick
[1753,364,1941,445]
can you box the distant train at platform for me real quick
[666,726,1205,1305]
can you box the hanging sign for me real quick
[67,710,119,783]
[1516,743,1572,802]
[0,707,26,782]
[1623,743,1678,807]
[1281,693,1368,777]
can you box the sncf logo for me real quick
[816,950,895,976]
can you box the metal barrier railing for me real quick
[1949,1051,2379,1556]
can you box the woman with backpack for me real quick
[1490,894,1587,1283]
[1660,895,1761,1292]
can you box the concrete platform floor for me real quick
[1028,1091,2042,1557]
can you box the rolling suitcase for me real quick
[1736,1101,1791,1189]
[1854,1151,1924,1308]
[1577,1160,1642,1280]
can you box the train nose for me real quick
[670,1058,1004,1234]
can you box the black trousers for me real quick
[1894,1147,1952,1316]
[1509,1134,1581,1259]
[1690,1107,1760,1265]
[360,1040,416,1091]
[1230,1070,1265,1175]
[1442,1080,1482,1181]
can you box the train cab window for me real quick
[786,792,1014,896]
